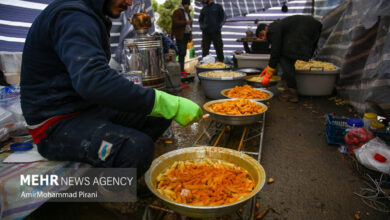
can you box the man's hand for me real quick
[260,66,276,85]
[186,20,192,25]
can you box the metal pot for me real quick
[129,3,151,31]
[220,88,274,102]
[144,146,266,218]
[203,99,268,125]
[124,35,166,89]
[245,75,281,88]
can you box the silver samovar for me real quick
[123,4,166,89]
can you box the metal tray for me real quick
[203,99,268,126]
[145,146,266,218]
[220,87,274,102]
[245,75,281,88]
[234,67,262,75]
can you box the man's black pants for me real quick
[176,33,191,72]
[201,31,224,62]
[279,57,297,89]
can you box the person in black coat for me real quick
[243,23,270,54]
[199,0,226,62]
[259,15,322,102]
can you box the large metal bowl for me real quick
[203,99,268,125]
[220,87,274,102]
[245,75,281,88]
[195,64,232,76]
[144,146,266,218]
[234,67,262,75]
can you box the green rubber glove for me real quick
[149,89,203,126]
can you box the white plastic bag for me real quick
[354,137,390,174]
[202,55,216,64]
[0,85,27,141]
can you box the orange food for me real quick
[156,160,255,206]
[227,85,270,99]
[207,99,265,115]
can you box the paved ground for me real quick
[27,79,390,220]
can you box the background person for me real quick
[259,15,322,103]
[172,0,192,74]
[199,0,226,62]
[243,23,270,54]
[20,0,203,177]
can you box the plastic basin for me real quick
[235,54,270,68]
[295,67,340,96]
[198,71,246,99]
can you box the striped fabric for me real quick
[0,0,154,59]
[192,0,313,58]
[0,0,48,52]
[316,0,390,116]
[313,0,346,20]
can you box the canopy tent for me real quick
[316,0,390,116]
[0,0,155,57]
[192,0,344,58]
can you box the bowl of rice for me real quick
[195,62,232,76]
[198,71,246,99]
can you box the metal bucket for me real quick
[124,36,166,89]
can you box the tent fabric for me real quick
[0,0,154,59]
[313,0,346,19]
[202,0,294,19]
[316,0,390,116]
[192,0,312,58]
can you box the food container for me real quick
[347,118,364,128]
[363,112,378,130]
[220,88,273,102]
[195,64,232,76]
[245,75,281,88]
[198,71,246,99]
[295,66,340,96]
[144,146,266,218]
[203,99,268,125]
[235,54,270,68]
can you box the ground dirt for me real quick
[26,79,390,220]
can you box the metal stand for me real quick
[143,113,267,220]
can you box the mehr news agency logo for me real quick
[18,174,134,199]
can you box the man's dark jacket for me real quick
[199,2,226,34]
[21,0,155,125]
[266,15,322,68]
[171,7,191,41]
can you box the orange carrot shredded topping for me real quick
[227,85,270,99]
[156,159,255,206]
[207,99,265,115]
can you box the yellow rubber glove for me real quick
[260,66,276,85]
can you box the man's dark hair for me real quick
[182,0,190,5]
[255,23,268,37]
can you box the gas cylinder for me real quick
[165,49,181,89]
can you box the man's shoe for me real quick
[287,88,299,103]
[278,89,291,102]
